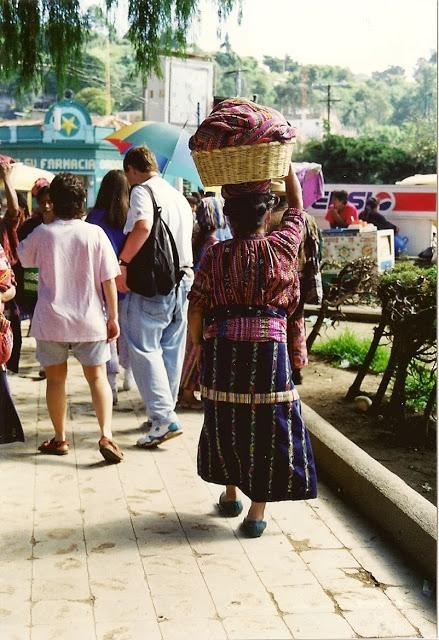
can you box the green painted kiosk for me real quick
[0,95,123,206]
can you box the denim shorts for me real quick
[36,340,110,368]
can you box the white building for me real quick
[143,55,214,134]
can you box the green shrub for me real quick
[313,329,390,373]
[405,362,436,413]
[378,263,437,311]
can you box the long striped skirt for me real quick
[198,338,317,502]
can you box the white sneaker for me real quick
[136,423,182,448]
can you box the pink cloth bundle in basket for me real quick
[189,98,296,152]
[190,98,296,196]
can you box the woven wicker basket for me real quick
[191,140,295,186]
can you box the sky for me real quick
[189,0,437,76]
[84,0,437,77]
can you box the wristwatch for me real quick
[118,259,129,267]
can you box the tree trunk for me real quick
[388,351,412,427]
[423,381,437,441]
[345,317,387,400]
[370,336,399,414]
[306,300,329,352]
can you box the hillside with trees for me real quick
[212,48,437,181]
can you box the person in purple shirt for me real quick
[86,170,133,403]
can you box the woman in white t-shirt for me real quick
[18,173,124,464]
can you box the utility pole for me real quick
[105,35,112,115]
[223,69,245,96]
[317,83,343,135]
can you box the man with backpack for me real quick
[117,146,194,447]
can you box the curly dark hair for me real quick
[49,173,86,219]
[223,193,276,237]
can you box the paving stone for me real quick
[0,597,31,626]
[273,507,344,550]
[400,607,437,638]
[385,585,436,614]
[284,612,356,639]
[3,348,434,640]
[270,583,335,614]
[93,594,156,622]
[31,623,96,640]
[343,606,418,637]
[301,547,361,566]
[258,566,319,588]
[196,552,255,577]
[32,556,91,601]
[159,618,227,640]
[31,599,94,625]
[147,572,208,596]
[350,546,423,586]
[141,554,200,575]
[152,591,217,618]
[1,624,31,640]
[222,615,292,639]
[332,587,392,610]
[205,575,277,617]
[95,620,162,640]
[244,550,305,574]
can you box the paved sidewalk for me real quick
[1,341,436,640]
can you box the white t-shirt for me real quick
[17,219,120,342]
[124,175,193,273]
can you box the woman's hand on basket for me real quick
[284,163,303,210]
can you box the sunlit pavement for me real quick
[1,336,436,640]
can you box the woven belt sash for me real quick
[204,304,287,342]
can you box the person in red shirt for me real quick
[325,190,359,228]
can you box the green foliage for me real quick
[405,361,436,413]
[0,0,239,88]
[296,134,424,183]
[313,329,390,373]
[214,51,275,106]
[378,263,437,311]
[75,87,112,115]
[0,0,85,88]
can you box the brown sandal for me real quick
[38,437,70,455]
[99,436,124,464]
[176,399,203,410]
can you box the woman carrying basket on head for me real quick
[187,164,317,537]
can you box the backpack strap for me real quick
[129,183,161,225]
[135,183,184,290]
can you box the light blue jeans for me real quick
[120,280,191,427]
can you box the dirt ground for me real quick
[299,351,437,507]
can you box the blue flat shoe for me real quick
[240,518,267,538]
[218,492,243,517]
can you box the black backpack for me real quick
[126,183,184,297]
